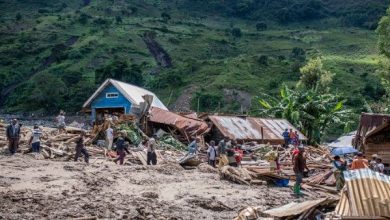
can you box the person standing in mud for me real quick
[207,140,217,167]
[218,137,230,168]
[187,137,200,155]
[6,119,22,155]
[146,137,157,165]
[114,132,130,165]
[56,111,66,134]
[74,131,89,163]
[28,125,42,153]
[293,146,309,197]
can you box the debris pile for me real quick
[0,123,104,160]
[235,198,337,220]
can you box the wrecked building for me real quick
[83,79,167,123]
[206,115,307,144]
[354,113,390,166]
[146,107,209,143]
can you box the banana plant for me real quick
[257,85,352,145]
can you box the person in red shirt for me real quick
[234,145,244,167]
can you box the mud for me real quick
[0,153,328,219]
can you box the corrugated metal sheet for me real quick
[263,198,328,217]
[149,107,209,138]
[208,116,307,142]
[335,168,390,217]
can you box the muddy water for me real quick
[0,153,328,219]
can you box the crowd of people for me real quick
[4,117,386,197]
[186,137,244,168]
[282,128,301,148]
[332,152,385,191]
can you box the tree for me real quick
[16,13,22,21]
[231,27,242,38]
[291,47,306,61]
[115,15,122,24]
[258,85,352,144]
[161,12,171,23]
[377,8,390,58]
[298,57,334,92]
[256,22,267,31]
[95,59,144,86]
[28,72,67,112]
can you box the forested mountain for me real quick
[1,0,389,117]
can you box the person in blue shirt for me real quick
[282,129,290,148]
[332,155,347,191]
[187,137,200,154]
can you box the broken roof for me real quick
[335,168,390,218]
[355,113,390,147]
[148,107,209,140]
[83,79,168,110]
[208,116,307,142]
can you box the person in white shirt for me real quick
[207,140,217,167]
[105,126,114,150]
[56,111,66,133]
[29,125,42,153]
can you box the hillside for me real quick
[0,0,389,117]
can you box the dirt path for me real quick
[0,153,328,219]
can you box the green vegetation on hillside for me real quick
[0,0,389,138]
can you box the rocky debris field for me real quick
[0,153,328,220]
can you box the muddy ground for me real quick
[0,153,329,220]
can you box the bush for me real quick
[256,22,267,31]
[290,47,306,61]
[231,27,242,38]
[78,13,90,24]
[95,59,144,86]
[115,16,122,24]
[161,12,171,22]
[192,91,223,112]
[15,13,22,21]
[258,55,269,66]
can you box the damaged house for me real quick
[354,113,390,167]
[206,115,307,145]
[83,79,167,123]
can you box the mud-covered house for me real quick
[82,79,167,123]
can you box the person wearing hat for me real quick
[114,132,130,165]
[74,131,89,163]
[6,119,22,155]
[369,154,378,170]
[351,152,369,170]
[293,146,309,197]
[332,155,347,191]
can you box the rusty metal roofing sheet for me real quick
[148,107,209,137]
[208,116,307,141]
[263,198,328,217]
[335,168,390,217]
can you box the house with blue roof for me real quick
[83,79,167,122]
